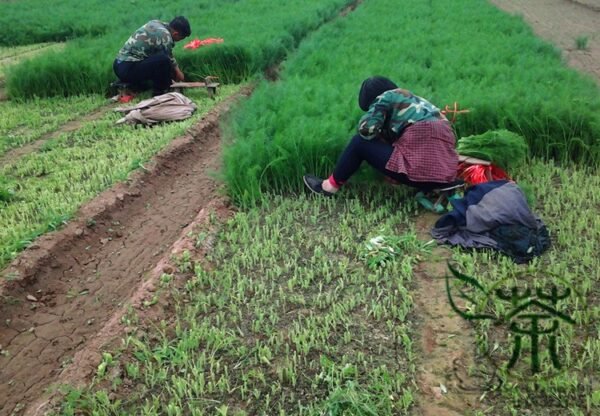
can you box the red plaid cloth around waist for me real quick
[385,120,458,183]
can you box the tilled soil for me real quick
[0,87,252,415]
[413,214,491,416]
[491,0,600,83]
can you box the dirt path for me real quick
[0,87,252,416]
[412,213,487,416]
[491,0,600,84]
[27,197,233,416]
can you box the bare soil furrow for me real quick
[568,0,600,12]
[412,213,484,416]
[491,0,600,84]
[0,86,252,416]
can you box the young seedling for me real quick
[575,35,589,50]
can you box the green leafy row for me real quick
[0,94,102,156]
[223,0,600,206]
[5,0,356,99]
[0,0,221,46]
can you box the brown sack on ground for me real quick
[115,92,197,126]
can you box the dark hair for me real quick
[170,16,191,38]
[358,76,398,111]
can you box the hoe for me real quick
[109,76,220,102]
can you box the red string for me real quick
[457,163,510,185]
[184,38,224,50]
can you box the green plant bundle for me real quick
[456,129,529,170]
[5,0,355,98]
[0,0,197,46]
[223,0,600,206]
[177,44,253,84]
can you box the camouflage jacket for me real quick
[358,88,446,141]
[116,20,177,68]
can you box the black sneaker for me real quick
[303,174,334,197]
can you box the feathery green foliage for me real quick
[177,45,253,84]
[0,2,596,415]
[456,129,529,170]
[0,43,64,79]
[224,0,600,206]
[5,37,119,98]
[5,0,356,99]
[0,0,197,46]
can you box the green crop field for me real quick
[62,191,423,415]
[2,0,356,98]
[0,0,598,415]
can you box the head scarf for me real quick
[358,76,398,111]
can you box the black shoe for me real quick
[303,174,334,197]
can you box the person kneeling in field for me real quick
[303,76,460,196]
[113,16,191,96]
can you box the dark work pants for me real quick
[113,55,172,94]
[332,134,449,191]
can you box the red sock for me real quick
[328,175,342,189]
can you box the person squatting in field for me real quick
[113,17,191,96]
[303,76,460,196]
